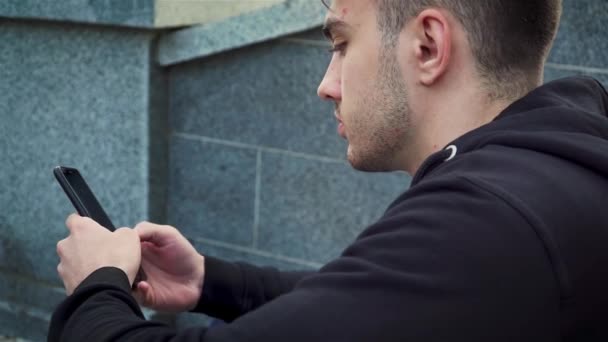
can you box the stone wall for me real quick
[0,19,157,340]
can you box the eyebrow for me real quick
[322,17,351,41]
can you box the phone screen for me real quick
[54,166,116,231]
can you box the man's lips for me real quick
[335,113,346,139]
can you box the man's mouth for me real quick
[338,122,346,138]
[335,112,346,139]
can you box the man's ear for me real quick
[411,9,452,86]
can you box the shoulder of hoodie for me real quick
[382,140,604,246]
[383,76,608,222]
[384,146,539,219]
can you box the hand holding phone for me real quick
[54,166,145,285]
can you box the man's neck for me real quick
[404,92,514,175]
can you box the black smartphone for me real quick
[53,166,116,231]
[54,165,146,285]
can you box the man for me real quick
[50,0,608,340]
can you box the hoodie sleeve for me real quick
[191,256,315,321]
[48,175,561,341]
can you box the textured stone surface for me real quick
[547,0,608,69]
[148,59,170,224]
[0,272,64,314]
[258,152,411,264]
[0,303,49,342]
[0,276,60,340]
[154,0,282,28]
[544,66,608,88]
[0,0,281,29]
[169,40,341,158]
[0,0,154,27]
[157,0,325,65]
[0,20,153,284]
[191,239,319,271]
[167,136,257,246]
[175,312,214,332]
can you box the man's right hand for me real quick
[132,222,205,312]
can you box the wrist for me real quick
[187,254,206,311]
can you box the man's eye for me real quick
[328,42,347,55]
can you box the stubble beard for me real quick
[347,47,412,172]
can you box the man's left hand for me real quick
[57,214,141,295]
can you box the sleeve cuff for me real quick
[191,256,244,320]
[74,267,132,294]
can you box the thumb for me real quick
[134,222,173,245]
[134,281,154,307]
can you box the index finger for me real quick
[65,213,82,232]
[65,214,99,233]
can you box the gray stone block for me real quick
[175,311,214,331]
[548,0,608,68]
[0,272,65,314]
[257,152,411,264]
[169,40,343,159]
[0,303,49,342]
[157,0,325,66]
[0,223,63,285]
[148,61,170,224]
[543,66,608,88]
[0,21,154,283]
[167,136,257,246]
[0,0,153,28]
[0,0,285,29]
[191,239,318,271]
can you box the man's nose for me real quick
[317,60,340,101]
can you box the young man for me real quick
[50,0,608,340]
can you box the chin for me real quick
[347,150,391,173]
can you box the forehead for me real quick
[324,0,374,22]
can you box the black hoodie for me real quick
[49,77,608,341]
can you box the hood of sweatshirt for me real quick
[412,76,608,185]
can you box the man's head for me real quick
[317,0,562,174]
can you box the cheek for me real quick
[342,52,377,100]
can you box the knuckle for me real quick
[56,240,65,256]
[65,216,75,231]
[65,213,76,226]
[164,224,178,233]
[67,218,83,233]
[116,227,138,239]
[134,221,149,230]
[116,227,131,234]
[80,216,96,226]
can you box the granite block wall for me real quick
[0,0,154,27]
[0,19,158,340]
[542,0,608,85]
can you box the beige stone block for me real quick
[154,0,285,27]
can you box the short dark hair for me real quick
[375,0,562,100]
